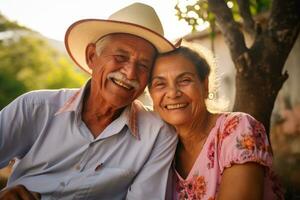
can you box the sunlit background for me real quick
[0,0,207,42]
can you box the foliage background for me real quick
[0,14,88,110]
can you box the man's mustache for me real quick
[107,71,140,90]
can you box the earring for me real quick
[208,92,214,100]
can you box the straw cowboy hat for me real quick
[65,2,175,74]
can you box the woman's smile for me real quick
[164,103,188,110]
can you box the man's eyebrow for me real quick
[114,48,129,55]
[139,58,152,64]
[139,54,153,64]
[115,48,152,64]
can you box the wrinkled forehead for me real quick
[153,53,199,75]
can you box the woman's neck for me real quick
[176,110,212,152]
[175,111,220,178]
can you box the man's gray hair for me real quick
[95,35,112,56]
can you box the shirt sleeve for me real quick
[0,93,39,168]
[126,123,178,200]
[218,112,273,174]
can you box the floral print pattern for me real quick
[176,176,207,200]
[207,140,215,169]
[235,116,272,162]
[219,114,239,141]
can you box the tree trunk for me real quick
[208,0,300,137]
[233,35,288,134]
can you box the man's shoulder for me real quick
[19,88,80,106]
[133,104,176,139]
[134,104,165,127]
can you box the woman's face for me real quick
[149,53,208,128]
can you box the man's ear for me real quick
[85,43,97,69]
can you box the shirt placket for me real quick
[52,143,93,199]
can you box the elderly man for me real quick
[0,3,177,200]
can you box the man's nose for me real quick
[121,61,137,80]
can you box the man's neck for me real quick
[81,88,125,138]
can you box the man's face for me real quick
[87,33,156,108]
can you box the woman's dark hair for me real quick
[148,46,211,86]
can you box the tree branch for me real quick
[236,0,255,37]
[268,0,300,67]
[208,0,247,60]
[269,0,300,31]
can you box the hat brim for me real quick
[65,19,175,74]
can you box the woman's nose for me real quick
[166,86,181,99]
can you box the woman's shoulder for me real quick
[220,111,257,122]
[217,112,264,133]
[212,111,270,157]
[213,112,272,173]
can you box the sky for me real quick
[0,0,195,42]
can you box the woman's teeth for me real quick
[166,103,187,110]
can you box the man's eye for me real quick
[138,63,149,70]
[114,55,127,62]
[181,79,191,82]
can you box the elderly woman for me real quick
[149,46,283,200]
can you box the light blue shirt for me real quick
[0,81,177,200]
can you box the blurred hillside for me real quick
[0,13,88,110]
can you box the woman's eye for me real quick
[114,55,127,62]
[152,81,165,88]
[179,78,191,84]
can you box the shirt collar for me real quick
[54,79,90,115]
[54,79,145,140]
[126,100,146,140]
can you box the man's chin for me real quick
[106,95,135,109]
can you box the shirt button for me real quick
[95,163,104,171]
[75,165,81,170]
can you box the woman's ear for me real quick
[85,43,97,70]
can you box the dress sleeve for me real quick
[217,112,273,174]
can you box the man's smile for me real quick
[111,78,133,90]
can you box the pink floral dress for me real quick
[172,112,284,200]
